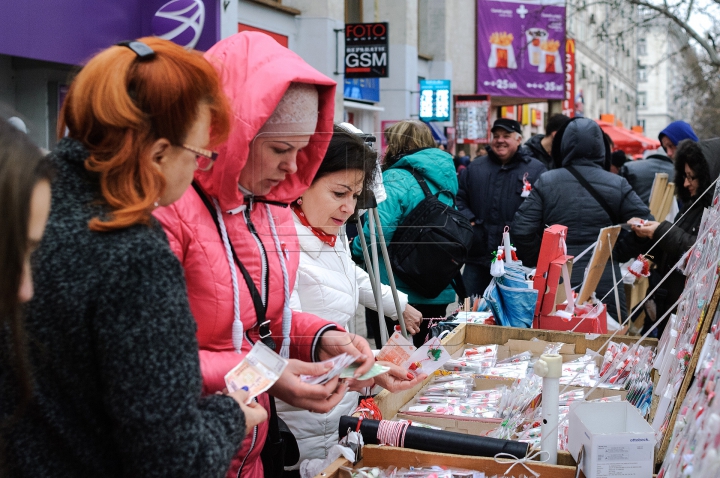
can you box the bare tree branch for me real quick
[626,0,720,66]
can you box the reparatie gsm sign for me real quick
[345,22,389,78]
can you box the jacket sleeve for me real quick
[197,311,340,394]
[355,263,408,320]
[153,205,186,262]
[456,168,477,222]
[613,180,653,262]
[95,245,245,478]
[653,220,697,263]
[512,179,547,267]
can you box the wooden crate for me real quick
[317,445,583,478]
[374,323,658,468]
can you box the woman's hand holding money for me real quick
[269,359,348,413]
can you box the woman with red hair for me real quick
[0,38,266,477]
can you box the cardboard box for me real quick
[317,445,584,478]
[374,324,656,468]
[568,402,655,478]
[396,377,626,436]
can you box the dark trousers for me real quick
[365,303,450,348]
[462,263,493,298]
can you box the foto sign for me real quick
[419,79,451,122]
[345,22,389,78]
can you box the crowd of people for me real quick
[1,30,717,478]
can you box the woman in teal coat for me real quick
[351,120,458,346]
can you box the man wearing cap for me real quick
[457,119,547,297]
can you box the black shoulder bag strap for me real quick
[404,167,456,205]
[191,182,295,472]
[191,181,275,351]
[565,165,620,225]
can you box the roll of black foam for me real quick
[339,416,529,459]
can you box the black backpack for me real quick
[387,169,473,299]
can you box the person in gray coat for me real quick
[513,118,652,321]
[619,152,676,205]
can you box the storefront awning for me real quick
[595,120,661,156]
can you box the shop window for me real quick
[345,0,363,24]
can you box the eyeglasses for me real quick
[181,144,219,171]
[683,172,698,182]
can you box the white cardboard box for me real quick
[568,401,655,478]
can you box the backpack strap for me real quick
[407,169,433,198]
[400,167,456,204]
[565,165,620,225]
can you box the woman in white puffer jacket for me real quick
[277,125,424,474]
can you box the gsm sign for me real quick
[346,23,386,39]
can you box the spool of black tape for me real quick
[339,416,529,459]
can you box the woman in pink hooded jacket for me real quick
[154,32,377,478]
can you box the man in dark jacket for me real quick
[457,119,547,297]
[524,114,570,170]
[513,118,651,321]
[619,151,675,205]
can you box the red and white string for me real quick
[376,419,412,448]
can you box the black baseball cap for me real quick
[491,118,522,135]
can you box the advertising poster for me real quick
[562,38,576,117]
[455,95,491,144]
[476,0,566,99]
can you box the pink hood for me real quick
[199,31,336,210]
[155,33,338,478]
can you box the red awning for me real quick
[595,120,661,156]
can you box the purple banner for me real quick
[0,0,219,66]
[476,0,566,99]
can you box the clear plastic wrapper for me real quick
[495,351,532,365]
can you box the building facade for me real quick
[2,0,646,152]
[566,0,638,127]
[635,14,694,140]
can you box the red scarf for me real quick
[291,203,337,247]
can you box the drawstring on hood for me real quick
[213,197,244,354]
[265,204,292,358]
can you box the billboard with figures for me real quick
[476,0,566,99]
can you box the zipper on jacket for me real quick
[236,413,259,478]
[243,208,269,306]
